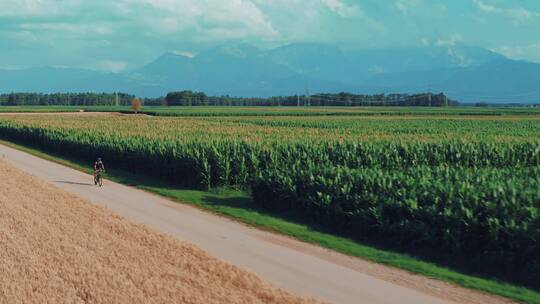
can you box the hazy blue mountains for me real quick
[1,43,538,103]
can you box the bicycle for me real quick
[94,170,105,187]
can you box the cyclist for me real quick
[94,157,105,185]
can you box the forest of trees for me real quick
[145,91,456,107]
[0,93,135,106]
[0,91,456,107]
[164,91,209,106]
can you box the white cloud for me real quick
[507,7,533,21]
[472,0,539,24]
[0,0,60,16]
[2,0,280,41]
[172,51,195,58]
[321,0,357,17]
[125,0,279,39]
[19,23,112,35]
[492,43,540,63]
[96,60,128,73]
[436,34,472,67]
[395,2,408,15]
[436,34,462,47]
[0,65,23,71]
[472,0,499,13]
[393,0,422,15]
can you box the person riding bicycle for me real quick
[94,158,105,185]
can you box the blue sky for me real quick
[1,0,539,72]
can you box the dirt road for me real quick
[0,143,514,304]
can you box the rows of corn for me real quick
[0,113,538,287]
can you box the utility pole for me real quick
[297,95,300,107]
[305,88,311,107]
[115,92,119,107]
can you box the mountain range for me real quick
[1,43,539,103]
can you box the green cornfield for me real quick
[0,112,538,288]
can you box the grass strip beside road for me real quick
[0,138,538,304]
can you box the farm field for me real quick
[0,160,310,304]
[0,109,538,301]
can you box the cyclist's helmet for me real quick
[97,157,102,161]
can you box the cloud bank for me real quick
[0,0,539,70]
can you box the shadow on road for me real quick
[54,180,95,186]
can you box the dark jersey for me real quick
[94,161,105,171]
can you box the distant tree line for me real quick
[0,92,135,106]
[163,91,209,106]
[470,102,540,107]
[143,91,457,107]
[0,91,457,107]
